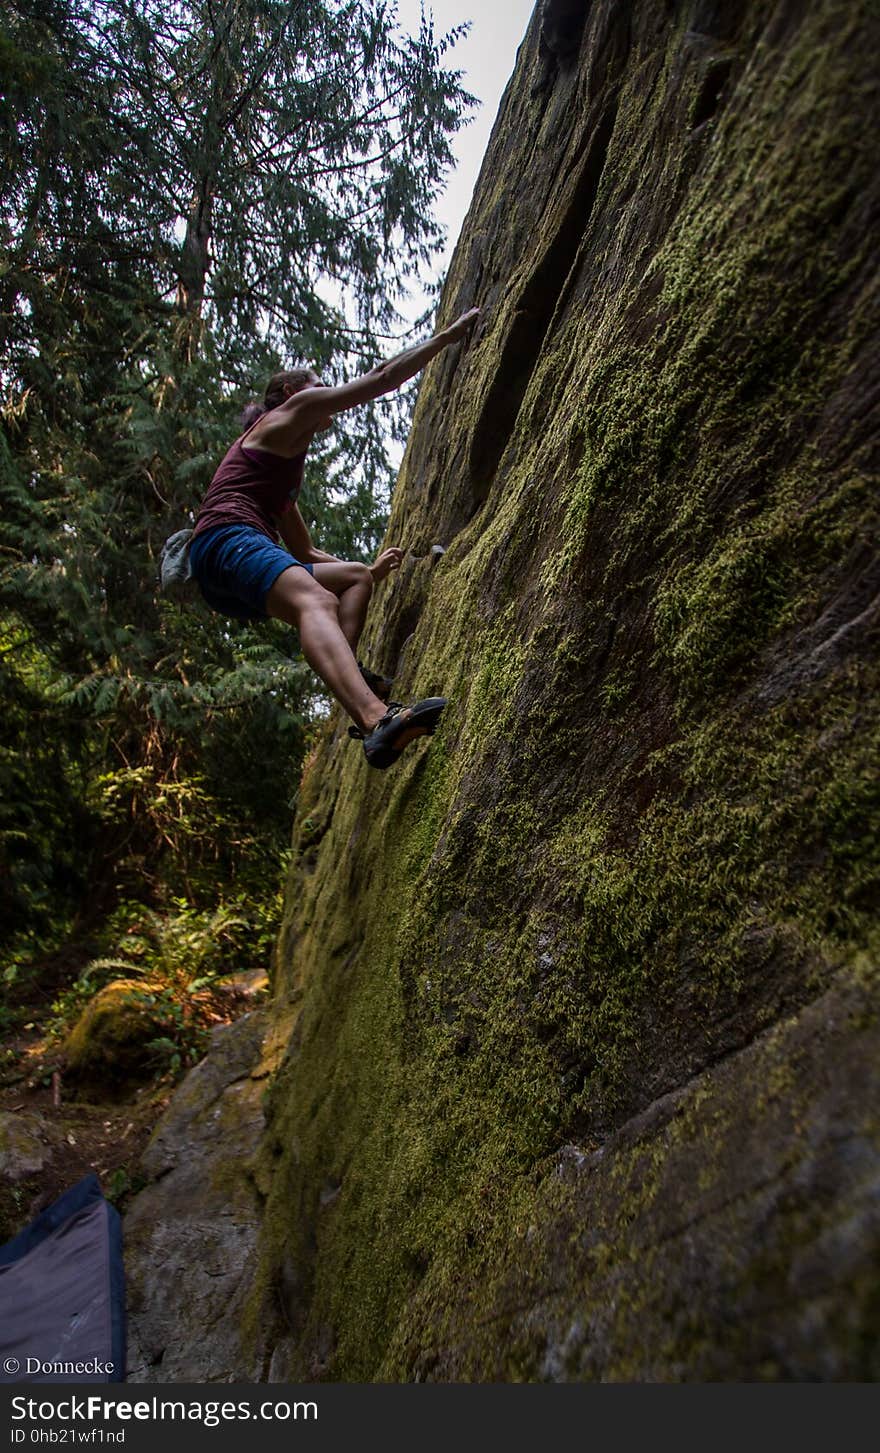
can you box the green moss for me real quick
[0,1181,29,1244]
[243,0,880,1381]
[64,979,172,1097]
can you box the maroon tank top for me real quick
[193,427,306,542]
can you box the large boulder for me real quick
[249,0,880,1381]
[63,979,173,1098]
[123,0,880,1381]
[123,995,298,1382]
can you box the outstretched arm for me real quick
[257,308,480,452]
[316,307,480,414]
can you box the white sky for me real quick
[315,0,536,476]
[394,0,536,281]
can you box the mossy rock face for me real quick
[381,964,880,1381]
[236,0,879,1380]
[64,980,172,1099]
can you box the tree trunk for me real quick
[177,179,213,320]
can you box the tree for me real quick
[0,0,472,962]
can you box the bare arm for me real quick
[256,308,480,453]
[315,307,480,414]
[277,503,339,564]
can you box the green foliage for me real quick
[0,615,94,952]
[105,1167,134,1204]
[49,889,278,1077]
[91,896,266,989]
[0,0,470,991]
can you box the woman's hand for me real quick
[370,547,404,583]
[444,307,481,343]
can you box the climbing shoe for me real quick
[347,703,402,741]
[361,698,447,770]
[358,661,395,701]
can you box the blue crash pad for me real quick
[0,1173,125,1382]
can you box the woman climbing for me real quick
[188,307,480,769]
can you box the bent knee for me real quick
[266,567,338,622]
[350,561,373,591]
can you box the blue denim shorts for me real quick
[189,524,313,621]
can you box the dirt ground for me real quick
[0,974,267,1236]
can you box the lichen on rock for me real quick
[0,1112,61,1242]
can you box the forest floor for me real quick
[0,1036,164,1219]
[0,966,268,1237]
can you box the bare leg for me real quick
[311,561,373,651]
[265,566,385,732]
